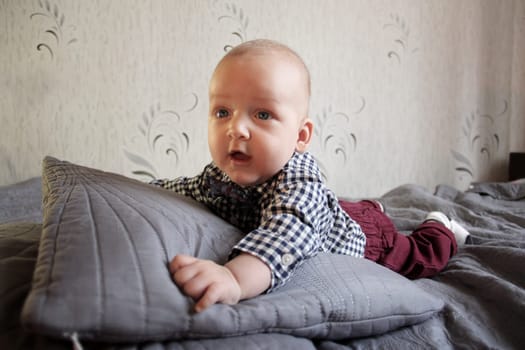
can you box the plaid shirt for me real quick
[151,152,366,291]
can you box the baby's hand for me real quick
[169,255,242,312]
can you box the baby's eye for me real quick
[215,109,229,118]
[256,111,272,120]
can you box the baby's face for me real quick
[208,52,311,187]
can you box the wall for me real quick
[1,0,524,198]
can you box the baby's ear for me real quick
[295,119,313,153]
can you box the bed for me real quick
[1,156,524,350]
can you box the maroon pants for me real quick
[339,200,457,279]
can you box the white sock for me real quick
[425,211,470,245]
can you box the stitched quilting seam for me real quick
[94,179,177,263]
[37,181,74,326]
[89,180,149,335]
[83,184,105,334]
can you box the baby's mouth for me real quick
[229,151,250,161]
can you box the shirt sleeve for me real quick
[149,173,204,200]
[231,180,328,292]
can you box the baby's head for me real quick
[207,39,313,187]
[217,39,311,109]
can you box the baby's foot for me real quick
[424,211,470,245]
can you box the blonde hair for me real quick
[217,39,311,99]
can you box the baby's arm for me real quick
[169,253,271,312]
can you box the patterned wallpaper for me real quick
[1,0,524,198]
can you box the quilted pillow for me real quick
[21,157,443,343]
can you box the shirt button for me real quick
[281,253,294,266]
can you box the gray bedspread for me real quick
[1,178,524,349]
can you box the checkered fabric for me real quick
[151,152,366,291]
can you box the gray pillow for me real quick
[21,156,443,343]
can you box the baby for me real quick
[151,39,469,312]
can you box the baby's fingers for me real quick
[195,283,223,313]
[169,254,197,274]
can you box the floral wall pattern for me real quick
[124,98,196,181]
[1,0,524,198]
[313,101,364,183]
[30,0,77,60]
[213,1,249,51]
[383,13,418,63]
[451,100,509,187]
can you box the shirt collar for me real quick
[208,152,308,199]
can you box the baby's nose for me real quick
[227,115,250,139]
